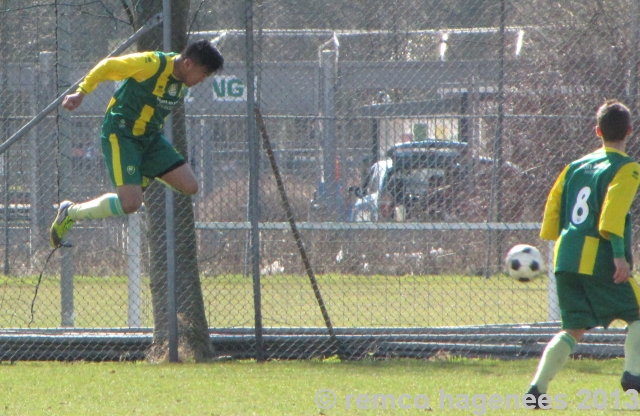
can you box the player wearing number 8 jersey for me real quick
[525,100,640,407]
[550,149,637,278]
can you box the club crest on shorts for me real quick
[127,166,136,175]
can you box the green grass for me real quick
[0,358,633,415]
[0,273,552,329]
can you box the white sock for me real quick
[67,193,125,221]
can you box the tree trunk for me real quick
[133,0,214,362]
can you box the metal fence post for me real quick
[484,0,507,278]
[245,0,264,363]
[127,212,142,328]
[3,150,9,276]
[28,78,39,264]
[629,0,639,115]
[163,0,179,363]
[57,1,74,327]
[321,49,338,219]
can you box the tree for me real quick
[131,0,214,362]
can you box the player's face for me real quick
[179,59,211,87]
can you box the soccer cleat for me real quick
[50,201,75,248]
[621,371,640,392]
[524,385,542,409]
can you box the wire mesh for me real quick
[0,0,638,361]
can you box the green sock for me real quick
[67,193,126,221]
[624,321,640,376]
[530,331,576,393]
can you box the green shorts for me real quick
[556,271,640,329]
[101,125,185,187]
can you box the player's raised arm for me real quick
[62,52,161,112]
[62,91,85,111]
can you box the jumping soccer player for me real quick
[51,39,223,247]
[525,99,640,407]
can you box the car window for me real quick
[408,168,445,187]
[394,168,446,194]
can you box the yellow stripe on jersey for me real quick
[629,278,640,308]
[553,235,561,268]
[600,161,640,239]
[132,105,155,136]
[152,55,175,97]
[106,97,116,112]
[540,165,570,241]
[109,134,123,186]
[578,236,599,275]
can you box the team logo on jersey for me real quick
[127,166,136,175]
[119,119,126,129]
[168,84,178,97]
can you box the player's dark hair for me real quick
[182,39,224,74]
[597,99,631,142]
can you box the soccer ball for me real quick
[505,244,544,282]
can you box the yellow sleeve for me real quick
[599,162,640,239]
[540,165,570,241]
[76,52,161,94]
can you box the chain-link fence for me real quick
[0,0,637,361]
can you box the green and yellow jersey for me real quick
[78,51,186,137]
[541,147,640,277]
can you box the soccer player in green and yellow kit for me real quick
[525,99,640,407]
[50,40,223,247]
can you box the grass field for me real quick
[0,274,551,328]
[0,275,633,416]
[2,272,626,414]
[0,357,633,415]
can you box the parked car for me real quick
[348,140,467,222]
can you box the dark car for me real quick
[349,140,467,221]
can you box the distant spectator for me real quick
[72,143,84,171]
[84,140,94,170]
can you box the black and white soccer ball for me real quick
[505,244,544,282]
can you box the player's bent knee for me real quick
[182,181,198,196]
[121,200,142,214]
